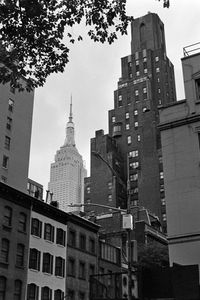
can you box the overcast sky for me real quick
[28,0,200,192]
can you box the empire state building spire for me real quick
[64,96,75,147]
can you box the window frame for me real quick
[29,248,40,271]
[27,283,39,300]
[56,228,66,246]
[55,256,65,277]
[18,213,27,233]
[42,252,53,274]
[44,223,54,242]
[0,276,6,300]
[14,279,22,300]
[0,238,9,263]
[3,206,12,227]
[16,243,25,268]
[31,218,42,237]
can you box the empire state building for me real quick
[48,100,86,212]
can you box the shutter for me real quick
[31,218,34,235]
[44,224,47,239]
[39,221,42,238]
[51,255,53,274]
[50,288,52,300]
[55,257,58,276]
[52,226,55,242]
[36,285,39,300]
[62,258,65,277]
[38,251,41,271]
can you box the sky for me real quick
[28,0,200,192]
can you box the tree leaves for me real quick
[0,0,169,92]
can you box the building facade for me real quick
[27,178,43,200]
[0,81,34,192]
[159,43,200,274]
[48,101,86,212]
[87,13,177,232]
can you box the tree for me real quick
[136,243,169,268]
[0,0,170,91]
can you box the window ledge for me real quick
[31,234,41,239]
[55,275,64,279]
[44,239,54,244]
[56,243,65,248]
[0,261,9,268]
[43,272,52,276]
[2,224,12,231]
[18,230,27,235]
[15,265,24,270]
[29,268,39,273]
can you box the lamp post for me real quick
[87,151,136,299]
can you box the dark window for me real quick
[89,264,95,276]
[27,283,39,300]
[56,228,66,246]
[4,136,11,150]
[2,155,9,169]
[41,287,52,300]
[0,276,6,300]
[54,290,64,300]
[42,253,53,274]
[31,218,42,237]
[68,229,76,247]
[0,239,9,263]
[55,257,65,277]
[8,98,14,112]
[10,85,15,94]
[18,213,27,232]
[68,290,75,300]
[79,292,85,300]
[3,206,12,227]
[89,238,95,254]
[196,78,200,100]
[14,280,22,300]
[44,223,54,242]
[68,257,75,277]
[16,244,25,267]
[79,261,86,280]
[79,234,86,251]
[6,117,12,130]
[29,249,40,271]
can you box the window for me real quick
[4,136,11,150]
[0,277,6,300]
[86,186,90,193]
[14,280,22,300]
[112,116,116,123]
[6,117,12,130]
[134,110,138,116]
[137,134,141,142]
[161,198,166,206]
[54,290,64,300]
[42,253,53,274]
[156,67,160,73]
[68,290,75,300]
[2,155,9,169]
[160,171,164,179]
[10,85,15,93]
[195,78,200,100]
[143,107,147,112]
[142,49,147,57]
[79,292,85,300]
[29,248,40,271]
[129,150,138,158]
[118,95,122,107]
[44,223,54,242]
[157,77,160,83]
[136,71,140,76]
[126,124,130,130]
[3,206,12,227]
[18,213,27,232]
[133,187,138,194]
[16,244,24,267]
[56,228,66,246]
[89,264,95,276]
[107,182,112,190]
[135,90,139,96]
[158,88,161,94]
[143,57,147,62]
[31,218,42,237]
[130,174,138,181]
[134,121,138,128]
[1,176,7,183]
[0,239,9,263]
[135,52,139,60]
[158,99,162,105]
[79,234,86,251]
[144,68,148,74]
[68,257,75,277]
[127,136,131,144]
[130,162,139,169]
[8,98,14,112]
[160,183,165,193]
[41,287,52,300]
[89,238,95,254]
[55,257,65,277]
[155,56,159,62]
[162,214,167,221]
[125,112,129,119]
[79,261,86,279]
[68,230,76,247]
[143,87,147,94]
[27,283,39,300]
[108,194,112,202]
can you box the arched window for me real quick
[0,276,6,300]
[27,283,39,300]
[41,286,52,300]
[140,23,146,43]
[0,238,9,263]
[31,218,42,237]
[54,289,64,300]
[14,280,22,300]
[29,248,40,271]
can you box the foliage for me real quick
[136,243,169,268]
[0,0,170,91]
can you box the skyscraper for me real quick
[48,100,86,212]
[0,80,34,192]
[86,13,176,232]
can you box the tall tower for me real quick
[48,99,86,212]
[0,80,34,192]
[87,13,176,232]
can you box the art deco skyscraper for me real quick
[48,100,86,212]
[86,13,177,232]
